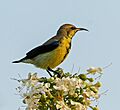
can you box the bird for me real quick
[13,24,88,75]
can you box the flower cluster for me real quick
[16,67,103,110]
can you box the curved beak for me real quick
[76,28,89,32]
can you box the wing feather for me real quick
[26,40,59,59]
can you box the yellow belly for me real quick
[32,45,69,69]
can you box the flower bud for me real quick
[92,107,99,110]
[94,82,102,87]
[90,86,98,93]
[79,74,87,81]
[87,78,94,82]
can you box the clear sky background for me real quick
[0,0,119,110]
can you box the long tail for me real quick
[12,57,26,63]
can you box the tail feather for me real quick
[12,57,26,63]
[12,60,22,63]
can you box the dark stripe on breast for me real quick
[60,42,71,63]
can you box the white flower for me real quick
[70,78,82,88]
[71,100,87,110]
[45,83,50,88]
[84,88,99,99]
[21,73,39,87]
[53,77,69,92]
[54,77,83,96]
[56,100,71,110]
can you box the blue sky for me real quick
[0,0,119,110]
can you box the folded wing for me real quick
[26,40,59,59]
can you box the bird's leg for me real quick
[47,67,61,78]
[47,67,55,73]
[46,68,53,77]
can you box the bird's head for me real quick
[57,24,88,39]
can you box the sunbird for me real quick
[13,24,88,74]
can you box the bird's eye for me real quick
[71,27,76,30]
